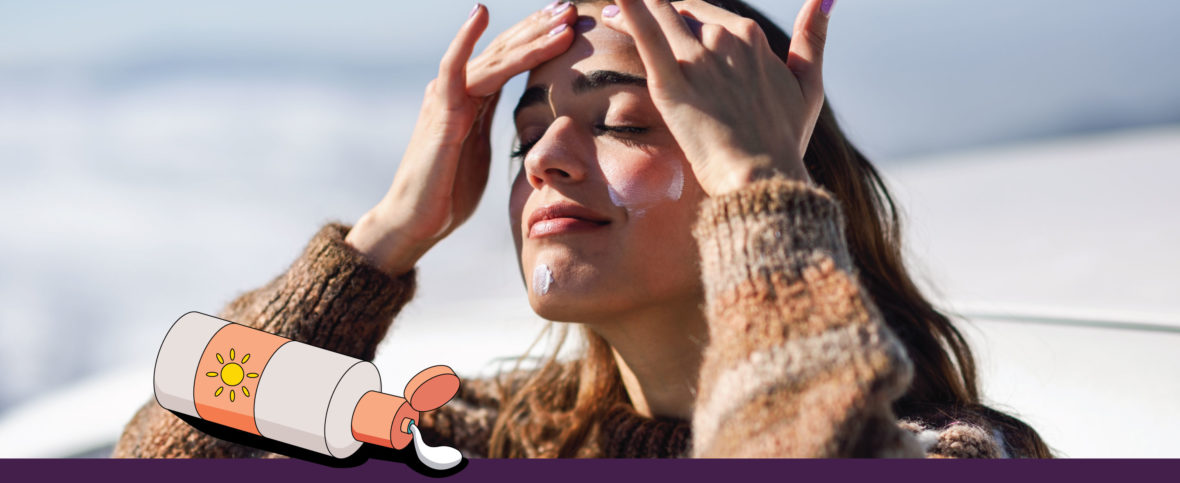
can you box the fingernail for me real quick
[550,2,571,16]
[469,3,480,18]
[542,1,560,12]
[821,0,836,17]
[602,5,620,18]
[548,23,569,36]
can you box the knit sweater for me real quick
[114,178,1016,459]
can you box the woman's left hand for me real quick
[600,0,834,196]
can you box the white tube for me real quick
[252,342,379,457]
[154,312,229,419]
[152,312,461,465]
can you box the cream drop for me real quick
[408,421,462,470]
[533,264,554,296]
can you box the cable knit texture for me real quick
[114,180,1017,459]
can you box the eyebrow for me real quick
[513,70,648,118]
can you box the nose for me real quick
[523,116,588,191]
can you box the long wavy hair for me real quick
[489,0,1052,458]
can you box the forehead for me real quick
[525,16,645,86]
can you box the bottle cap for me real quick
[404,365,460,413]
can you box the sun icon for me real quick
[205,348,259,403]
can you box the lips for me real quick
[527,202,611,238]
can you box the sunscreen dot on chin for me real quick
[533,264,554,296]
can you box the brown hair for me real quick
[490,0,1052,458]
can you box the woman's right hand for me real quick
[346,2,578,276]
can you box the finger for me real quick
[496,1,577,50]
[599,0,692,91]
[437,4,491,100]
[671,0,747,33]
[453,91,500,217]
[675,1,774,52]
[636,0,702,53]
[467,90,501,146]
[466,3,577,97]
[787,0,833,107]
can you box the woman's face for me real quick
[509,11,708,323]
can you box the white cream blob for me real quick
[603,160,684,218]
[407,421,462,470]
[532,264,554,296]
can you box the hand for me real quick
[347,3,578,275]
[600,0,833,196]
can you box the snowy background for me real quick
[1,0,1178,457]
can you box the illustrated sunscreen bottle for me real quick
[153,312,462,469]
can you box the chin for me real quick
[520,252,616,323]
[526,284,633,325]
[528,293,594,323]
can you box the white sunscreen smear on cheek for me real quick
[603,161,684,217]
[666,163,684,201]
[533,264,554,296]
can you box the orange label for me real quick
[194,323,288,435]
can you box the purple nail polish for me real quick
[602,4,620,18]
[542,1,560,12]
[469,3,480,18]
[550,2,571,16]
[821,0,836,16]
[548,23,569,36]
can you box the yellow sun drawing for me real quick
[205,347,259,403]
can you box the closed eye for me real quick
[595,124,648,135]
[510,124,651,160]
[510,137,540,160]
[595,124,649,148]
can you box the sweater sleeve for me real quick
[689,177,924,458]
[113,222,421,458]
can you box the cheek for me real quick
[599,147,686,217]
[624,168,706,299]
[509,172,530,249]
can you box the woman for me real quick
[115,0,1051,458]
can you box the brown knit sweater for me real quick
[114,178,1016,459]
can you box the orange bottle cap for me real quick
[404,365,460,413]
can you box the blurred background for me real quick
[0,0,1177,458]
